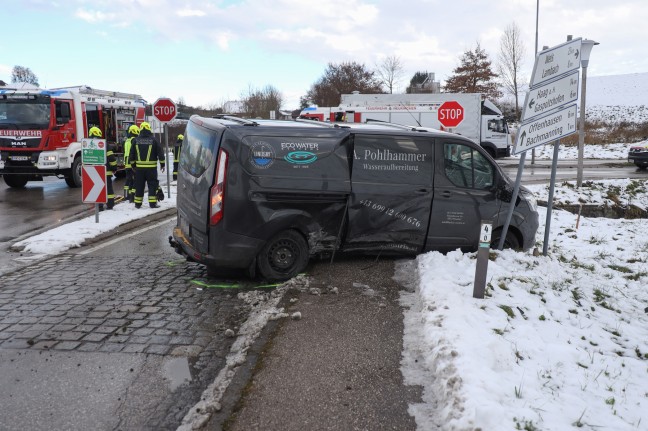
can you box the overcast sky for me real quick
[1,0,646,109]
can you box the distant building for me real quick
[223,100,244,115]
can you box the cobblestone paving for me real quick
[0,254,250,357]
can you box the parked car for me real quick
[628,142,648,169]
[169,116,539,281]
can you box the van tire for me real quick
[257,230,308,282]
[491,229,521,250]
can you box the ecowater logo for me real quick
[284,151,318,165]
[249,141,275,169]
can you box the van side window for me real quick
[444,143,494,189]
[353,134,432,185]
[181,121,217,177]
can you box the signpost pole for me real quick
[543,139,561,256]
[473,221,493,299]
[165,123,171,197]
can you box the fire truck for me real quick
[299,93,511,158]
[0,84,146,188]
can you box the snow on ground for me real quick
[8,143,648,431]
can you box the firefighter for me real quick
[89,126,116,210]
[122,124,139,203]
[129,121,165,208]
[172,133,183,181]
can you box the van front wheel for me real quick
[491,229,521,250]
[257,230,308,282]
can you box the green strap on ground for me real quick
[190,279,283,289]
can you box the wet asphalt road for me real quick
[0,217,255,430]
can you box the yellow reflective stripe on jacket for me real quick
[135,144,157,167]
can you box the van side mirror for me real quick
[495,180,513,202]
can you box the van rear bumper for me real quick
[170,226,263,270]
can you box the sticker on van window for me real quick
[249,141,275,169]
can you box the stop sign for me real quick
[153,98,177,123]
[438,101,464,128]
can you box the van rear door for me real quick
[344,133,434,254]
[175,119,224,255]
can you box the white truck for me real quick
[299,93,511,158]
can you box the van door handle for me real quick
[415,188,429,194]
[442,191,452,198]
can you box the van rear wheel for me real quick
[257,230,308,282]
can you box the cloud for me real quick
[176,8,206,17]
[75,8,116,23]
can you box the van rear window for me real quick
[181,121,219,177]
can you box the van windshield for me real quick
[181,121,219,177]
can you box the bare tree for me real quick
[374,55,405,94]
[444,43,501,99]
[497,22,526,119]
[241,84,283,118]
[11,65,39,87]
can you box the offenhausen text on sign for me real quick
[513,104,578,155]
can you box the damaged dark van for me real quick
[169,116,539,281]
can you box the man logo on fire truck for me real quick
[0,85,146,189]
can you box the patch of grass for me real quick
[593,288,610,303]
[608,264,633,274]
[572,288,582,302]
[498,281,509,291]
[627,257,645,264]
[514,418,538,431]
[606,397,616,406]
[539,314,546,321]
[588,235,607,245]
[625,271,647,281]
[570,259,595,271]
[498,304,515,319]
[493,328,505,335]
[568,309,579,315]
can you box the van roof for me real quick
[190,115,466,140]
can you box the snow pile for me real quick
[586,72,648,124]
[403,178,648,431]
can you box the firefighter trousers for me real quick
[124,169,135,202]
[133,167,159,208]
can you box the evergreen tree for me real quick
[444,44,501,99]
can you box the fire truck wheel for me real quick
[3,174,29,188]
[65,156,82,188]
[257,230,308,282]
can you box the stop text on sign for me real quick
[437,101,464,128]
[152,98,177,122]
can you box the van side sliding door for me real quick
[344,134,434,254]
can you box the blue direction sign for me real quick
[522,70,579,122]
[513,104,578,155]
[530,38,582,88]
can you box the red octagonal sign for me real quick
[438,101,464,128]
[153,98,177,123]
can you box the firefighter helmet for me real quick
[88,126,102,138]
[139,122,151,132]
[177,134,184,141]
[128,124,140,135]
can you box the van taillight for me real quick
[209,149,228,225]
